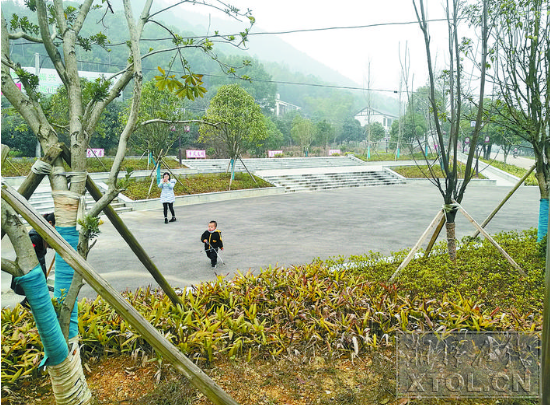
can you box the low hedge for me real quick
[121,172,273,200]
[0,157,182,178]
[479,157,538,186]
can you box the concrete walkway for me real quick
[1,181,539,308]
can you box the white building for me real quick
[354,106,398,132]
[275,94,301,116]
[12,66,116,97]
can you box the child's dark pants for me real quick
[206,248,218,266]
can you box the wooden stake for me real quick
[423,215,446,259]
[471,164,536,238]
[1,144,10,164]
[239,157,258,186]
[46,256,56,278]
[458,205,525,276]
[1,144,63,240]
[389,210,445,282]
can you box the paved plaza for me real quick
[1,180,540,307]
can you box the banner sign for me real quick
[86,148,104,158]
[186,150,206,159]
[328,149,341,156]
[268,150,283,158]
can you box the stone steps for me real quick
[180,156,366,173]
[260,169,404,192]
[27,187,132,217]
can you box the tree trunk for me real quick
[535,165,550,241]
[445,221,457,262]
[444,207,458,262]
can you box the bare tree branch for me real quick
[1,258,21,277]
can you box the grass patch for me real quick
[355,152,439,162]
[391,163,486,179]
[479,157,538,185]
[2,229,543,403]
[1,156,184,177]
[121,172,273,200]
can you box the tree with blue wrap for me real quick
[1,1,254,403]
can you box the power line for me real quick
[200,73,397,94]
[31,53,400,94]
[245,18,450,36]
[76,18,452,47]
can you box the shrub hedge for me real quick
[0,157,182,178]
[121,173,273,200]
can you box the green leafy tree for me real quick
[314,120,334,150]
[273,111,300,146]
[93,100,123,154]
[340,117,363,143]
[209,56,277,114]
[121,80,189,158]
[366,122,386,143]
[291,114,315,155]
[402,111,428,152]
[486,104,523,163]
[262,117,285,153]
[1,110,37,156]
[199,84,267,185]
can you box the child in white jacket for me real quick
[158,172,176,223]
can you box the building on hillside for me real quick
[275,94,301,117]
[11,65,121,99]
[354,106,398,132]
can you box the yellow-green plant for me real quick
[1,229,543,388]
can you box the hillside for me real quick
[1,0,399,115]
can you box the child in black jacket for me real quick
[201,220,223,267]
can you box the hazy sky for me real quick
[158,0,454,93]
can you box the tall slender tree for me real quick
[413,0,489,260]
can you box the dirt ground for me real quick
[2,352,403,405]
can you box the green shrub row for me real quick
[0,157,182,178]
[479,157,538,186]
[121,173,273,200]
[391,163,487,179]
[1,229,544,386]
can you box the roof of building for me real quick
[354,106,399,119]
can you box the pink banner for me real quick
[86,148,104,158]
[186,150,206,159]
[268,150,283,158]
[328,149,341,156]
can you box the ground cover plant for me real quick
[391,163,486,179]
[1,229,543,404]
[479,157,538,186]
[121,173,274,200]
[356,152,439,162]
[0,156,184,178]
